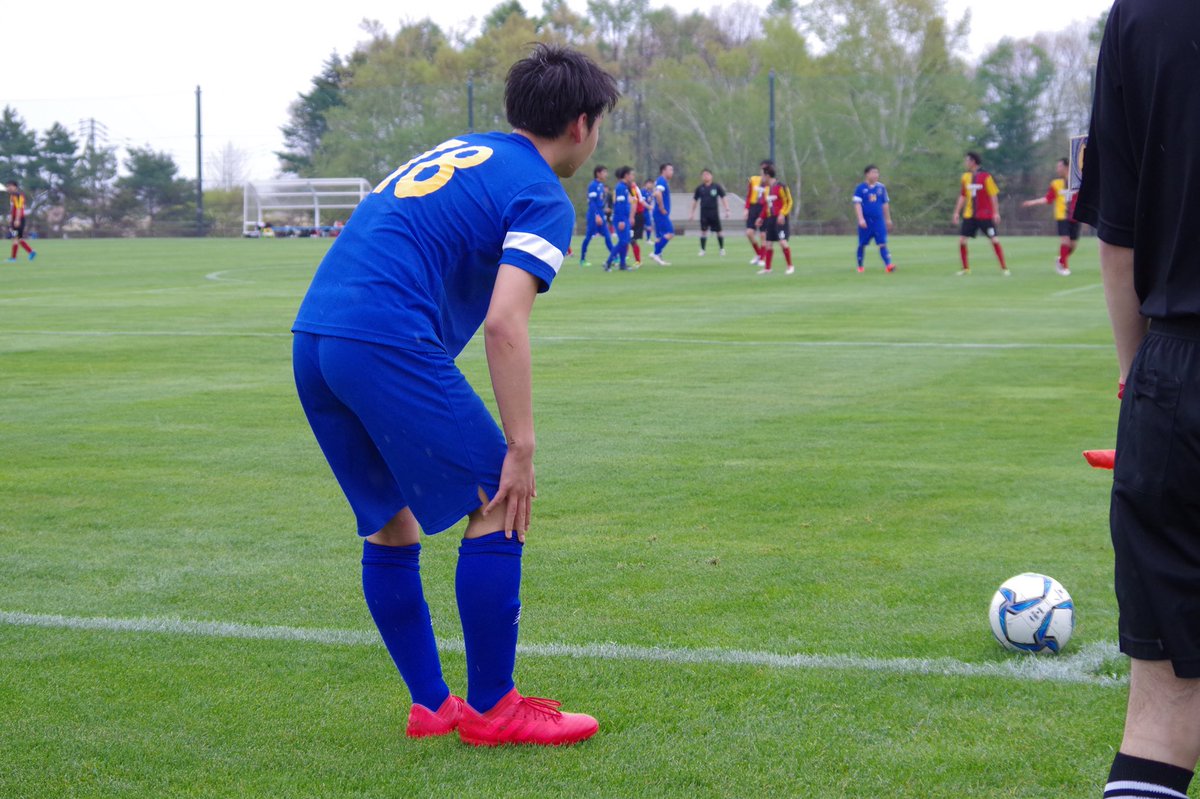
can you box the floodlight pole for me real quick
[768,69,776,165]
[196,85,204,236]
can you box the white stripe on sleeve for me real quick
[1104,781,1189,799]
[504,231,565,274]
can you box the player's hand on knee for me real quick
[486,450,536,542]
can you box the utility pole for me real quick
[196,85,204,236]
[769,69,776,165]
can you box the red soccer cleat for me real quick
[458,688,599,747]
[885,263,895,273]
[406,694,466,738]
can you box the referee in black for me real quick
[688,169,730,257]
[1075,1,1200,796]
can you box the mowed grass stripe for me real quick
[0,610,1125,687]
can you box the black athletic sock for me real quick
[1105,752,1194,798]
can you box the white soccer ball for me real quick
[988,573,1075,654]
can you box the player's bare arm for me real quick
[952,195,964,224]
[884,203,893,231]
[855,204,867,228]
[1099,241,1147,384]
[480,264,541,541]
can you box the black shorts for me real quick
[1111,318,1200,677]
[764,217,789,242]
[633,212,645,240]
[699,211,721,233]
[746,204,763,230]
[8,221,25,239]
[1057,220,1082,240]
[960,218,997,239]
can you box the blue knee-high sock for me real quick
[456,532,523,713]
[856,244,865,266]
[361,541,449,710]
[880,245,891,265]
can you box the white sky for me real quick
[7,0,1111,183]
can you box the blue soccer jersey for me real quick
[293,132,572,357]
[587,178,607,218]
[853,181,889,221]
[654,175,671,216]
[613,181,631,232]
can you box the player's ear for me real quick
[567,113,590,144]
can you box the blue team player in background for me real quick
[852,164,895,273]
[607,165,637,271]
[650,162,675,265]
[580,164,613,266]
[291,44,620,748]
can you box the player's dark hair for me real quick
[701,168,712,174]
[505,43,620,138]
[615,165,631,179]
[760,159,773,169]
[863,164,878,174]
[593,165,606,177]
[1058,157,1069,167]
[966,151,982,166]
[762,165,776,178]
[659,163,672,174]
[5,180,17,188]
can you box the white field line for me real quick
[1052,282,1103,297]
[0,329,1110,351]
[0,610,1125,687]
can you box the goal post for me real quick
[243,177,372,236]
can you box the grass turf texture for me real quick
[0,236,1125,797]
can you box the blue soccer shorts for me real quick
[653,213,674,237]
[293,332,506,536]
[858,222,887,246]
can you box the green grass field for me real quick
[0,234,1129,798]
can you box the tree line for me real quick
[279,0,1104,234]
[1,0,1103,237]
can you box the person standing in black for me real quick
[688,169,730,257]
[1075,2,1200,797]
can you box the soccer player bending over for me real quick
[852,165,894,273]
[951,152,1008,276]
[291,44,619,747]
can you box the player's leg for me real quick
[580,216,596,264]
[698,223,708,255]
[876,225,893,272]
[857,227,870,271]
[713,218,725,255]
[292,333,454,729]
[1104,327,1200,792]
[780,224,794,274]
[958,221,972,274]
[745,214,761,263]
[983,222,1008,272]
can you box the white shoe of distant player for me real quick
[1056,264,1071,276]
[719,248,727,256]
[1002,268,1012,277]
[649,253,667,265]
[749,255,760,265]
[698,249,706,257]
[785,266,795,275]
[756,268,772,275]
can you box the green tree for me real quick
[0,107,39,198]
[34,123,81,233]
[975,38,1055,188]
[74,141,119,231]
[113,146,195,231]
[278,52,361,176]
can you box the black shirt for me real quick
[693,182,726,215]
[1075,0,1200,319]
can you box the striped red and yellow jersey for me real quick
[8,191,27,225]
[1043,178,1069,221]
[745,175,766,208]
[760,182,793,218]
[961,171,999,219]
